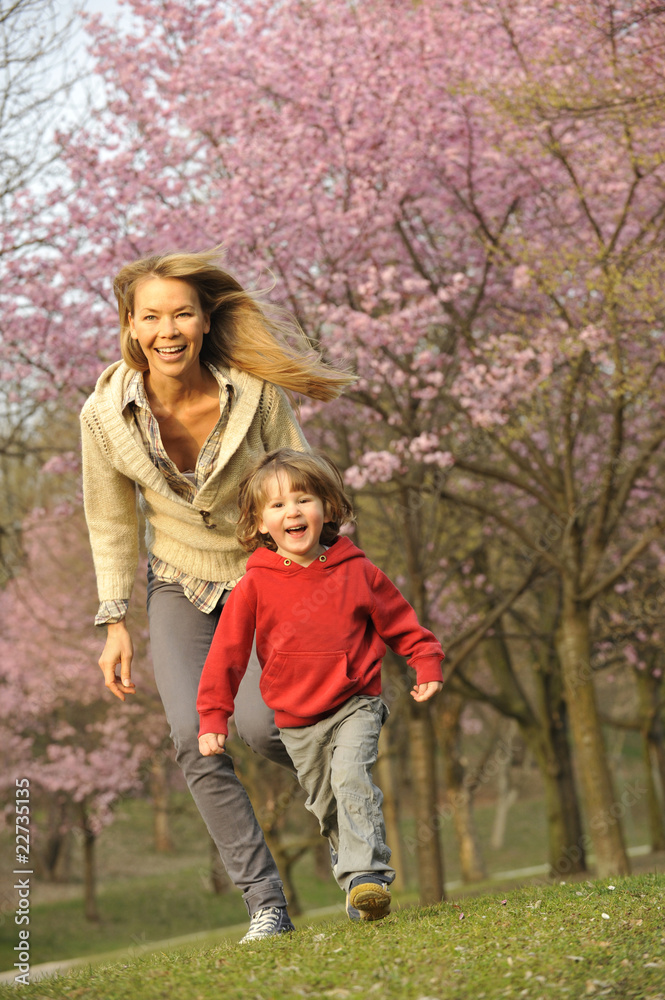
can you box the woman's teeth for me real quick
[156,346,185,354]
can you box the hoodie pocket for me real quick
[260,650,358,717]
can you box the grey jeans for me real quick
[146,573,294,915]
[279,695,396,892]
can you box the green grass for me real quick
[1,876,663,999]
[0,858,344,971]
[1,867,247,970]
[0,761,655,973]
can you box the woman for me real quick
[80,248,353,941]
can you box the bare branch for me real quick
[452,456,562,517]
[580,521,665,603]
[0,0,81,204]
[436,483,568,576]
[442,563,540,686]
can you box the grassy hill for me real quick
[1,875,663,1000]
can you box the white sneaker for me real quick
[240,906,296,943]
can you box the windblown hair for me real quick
[237,448,355,553]
[112,247,356,401]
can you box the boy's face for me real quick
[258,473,330,567]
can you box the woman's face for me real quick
[129,277,210,382]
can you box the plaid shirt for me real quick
[95,364,234,625]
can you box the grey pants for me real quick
[147,573,294,915]
[279,695,396,892]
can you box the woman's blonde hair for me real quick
[237,448,355,552]
[112,247,355,401]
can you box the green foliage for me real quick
[1,876,663,999]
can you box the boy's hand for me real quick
[411,681,443,702]
[199,733,227,756]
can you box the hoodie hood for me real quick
[245,535,363,574]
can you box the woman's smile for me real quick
[155,344,187,357]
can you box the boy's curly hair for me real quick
[237,448,355,552]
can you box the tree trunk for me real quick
[642,738,665,852]
[489,720,518,852]
[556,590,630,876]
[406,700,445,904]
[521,719,586,877]
[396,484,445,902]
[634,668,665,852]
[262,830,312,917]
[478,622,586,876]
[78,804,100,923]
[39,795,72,882]
[375,724,407,891]
[521,662,587,877]
[313,839,333,881]
[547,696,586,869]
[149,754,173,853]
[439,694,486,881]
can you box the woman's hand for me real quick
[199,733,227,756]
[99,621,136,701]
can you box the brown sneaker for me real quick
[347,877,391,921]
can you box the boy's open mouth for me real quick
[286,525,307,535]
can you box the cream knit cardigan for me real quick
[80,361,309,604]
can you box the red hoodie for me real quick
[197,536,444,733]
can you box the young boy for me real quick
[197,449,444,921]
